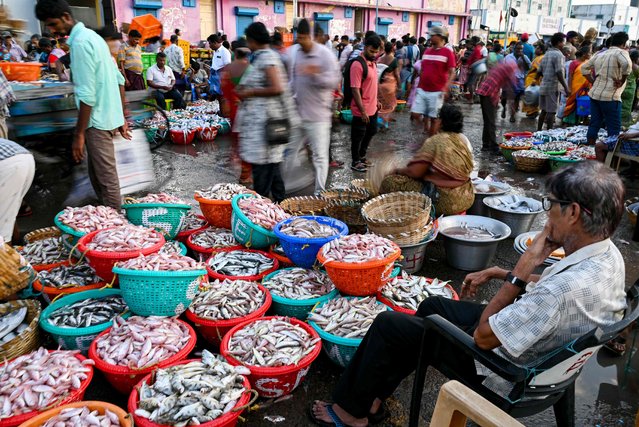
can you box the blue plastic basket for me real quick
[231,194,279,249]
[576,95,590,117]
[122,202,191,239]
[340,110,353,124]
[112,266,207,316]
[272,216,348,268]
[39,288,131,353]
[262,268,339,319]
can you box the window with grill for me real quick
[183,0,196,7]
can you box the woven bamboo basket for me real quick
[324,202,367,235]
[280,196,329,216]
[512,151,549,173]
[320,187,370,204]
[377,221,435,246]
[0,299,41,360]
[361,192,432,235]
[0,244,33,300]
[23,227,61,244]
[350,179,374,195]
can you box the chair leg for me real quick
[552,382,575,427]
[409,328,438,427]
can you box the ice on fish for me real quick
[262,268,334,300]
[189,279,265,320]
[307,297,387,339]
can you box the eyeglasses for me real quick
[542,196,592,216]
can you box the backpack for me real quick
[342,56,368,108]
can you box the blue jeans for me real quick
[587,98,622,141]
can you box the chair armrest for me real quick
[424,315,529,383]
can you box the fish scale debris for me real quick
[130,192,187,204]
[117,252,204,271]
[95,316,191,369]
[190,227,237,249]
[195,183,249,200]
[42,406,121,427]
[308,297,387,339]
[134,350,247,426]
[48,295,128,328]
[320,234,397,263]
[381,272,453,311]
[0,348,93,419]
[86,225,162,252]
[227,318,319,367]
[207,250,274,277]
[262,268,334,300]
[189,279,264,320]
[17,237,69,266]
[38,263,102,289]
[237,197,290,231]
[179,213,208,232]
[58,206,127,233]
[279,218,339,238]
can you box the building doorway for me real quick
[200,0,217,41]
[354,8,364,33]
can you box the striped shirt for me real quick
[581,47,632,102]
[476,61,517,106]
[117,42,143,74]
[538,47,565,95]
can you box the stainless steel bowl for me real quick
[439,215,511,271]
[483,195,544,236]
[467,181,511,217]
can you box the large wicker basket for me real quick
[324,202,367,235]
[361,192,432,236]
[23,227,61,244]
[512,151,549,173]
[0,299,41,360]
[377,221,435,246]
[320,187,370,204]
[0,244,33,300]
[351,179,375,196]
[280,196,329,216]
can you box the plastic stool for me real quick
[165,99,174,110]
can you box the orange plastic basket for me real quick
[19,401,132,427]
[130,14,162,44]
[0,62,42,81]
[194,195,234,229]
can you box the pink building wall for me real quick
[220,0,287,39]
[114,0,202,42]
[298,4,354,37]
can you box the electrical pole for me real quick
[376,0,379,33]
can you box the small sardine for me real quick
[207,250,274,278]
[262,268,334,300]
[279,218,339,239]
[42,406,121,427]
[307,296,387,339]
[237,198,290,231]
[189,279,264,320]
[195,183,249,201]
[48,295,128,329]
[190,228,236,249]
[16,237,69,265]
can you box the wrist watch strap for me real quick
[505,271,528,289]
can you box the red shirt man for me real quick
[350,56,378,117]
[418,45,457,92]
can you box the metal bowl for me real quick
[468,180,511,217]
[439,215,511,271]
[483,195,544,236]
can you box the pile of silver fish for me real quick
[513,150,549,159]
[95,316,191,368]
[226,318,320,367]
[0,348,93,418]
[195,183,249,201]
[443,225,500,240]
[17,237,69,265]
[47,296,128,328]
[381,272,453,311]
[189,279,264,320]
[117,252,204,271]
[180,213,208,232]
[38,263,102,289]
[501,138,533,148]
[58,206,127,233]
[308,297,387,339]
[131,192,187,205]
[536,141,576,152]
[135,350,247,426]
[207,250,274,277]
[321,234,397,263]
[86,225,162,252]
[159,241,183,255]
[568,145,596,159]
[190,228,236,249]
[237,197,290,230]
[490,195,543,213]
[0,307,29,345]
[279,218,339,239]
[263,268,334,300]
[42,406,122,427]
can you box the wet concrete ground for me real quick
[16,101,639,426]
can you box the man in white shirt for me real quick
[163,34,186,93]
[207,33,231,99]
[337,35,353,69]
[146,52,185,110]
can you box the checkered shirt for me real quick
[0,139,28,161]
[582,47,632,102]
[0,68,15,117]
[476,61,518,106]
[538,48,565,96]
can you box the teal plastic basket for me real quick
[549,156,583,172]
[39,288,131,353]
[308,297,390,368]
[262,268,339,320]
[112,266,207,316]
[231,194,279,249]
[122,202,191,239]
[54,211,87,247]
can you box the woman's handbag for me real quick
[266,95,290,146]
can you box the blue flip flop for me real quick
[309,401,347,427]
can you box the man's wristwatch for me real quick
[505,271,528,290]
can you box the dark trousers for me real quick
[332,297,486,418]
[480,95,497,149]
[252,163,285,203]
[153,89,186,110]
[588,98,622,141]
[85,127,121,209]
[351,113,378,164]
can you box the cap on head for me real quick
[429,26,449,38]
[521,32,529,41]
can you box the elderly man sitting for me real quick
[311,161,627,427]
[596,121,639,163]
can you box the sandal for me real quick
[309,402,351,427]
[368,402,390,425]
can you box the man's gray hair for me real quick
[545,161,625,238]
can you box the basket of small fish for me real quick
[273,216,348,268]
[175,213,209,243]
[377,272,458,315]
[503,131,533,140]
[269,244,294,268]
[32,263,106,303]
[221,316,322,397]
[511,150,549,173]
[23,226,61,245]
[77,225,165,283]
[499,138,534,162]
[317,234,401,296]
[20,401,132,427]
[88,316,196,394]
[159,240,188,256]
[548,155,584,172]
[128,351,254,427]
[534,141,576,155]
[483,195,544,236]
[206,248,278,281]
[231,194,290,249]
[262,268,338,320]
[0,299,41,361]
[15,235,71,271]
[195,184,252,229]
[196,125,220,142]
[361,192,432,237]
[54,205,128,247]
[280,196,329,216]
[187,227,241,261]
[122,193,192,239]
[170,128,197,145]
[307,297,389,368]
[113,252,207,317]
[185,279,271,346]
[0,348,94,427]
[39,289,130,353]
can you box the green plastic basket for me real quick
[112,266,207,316]
[122,202,191,239]
[549,157,583,172]
[231,194,279,249]
[218,121,231,134]
[39,288,131,353]
[54,211,87,246]
[262,268,339,320]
